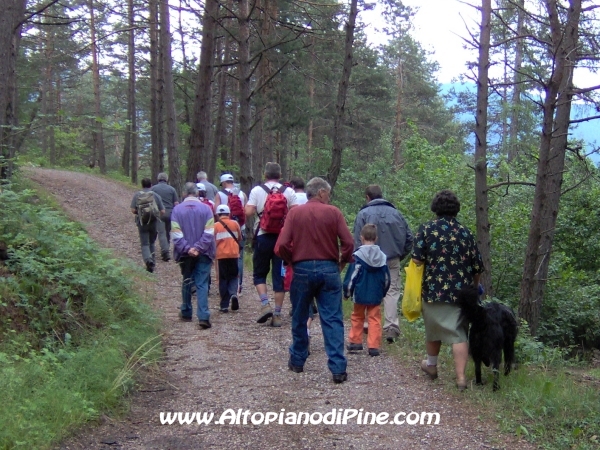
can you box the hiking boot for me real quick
[421,360,438,380]
[198,320,212,329]
[288,360,303,373]
[385,326,400,344]
[257,304,273,323]
[219,308,229,313]
[368,348,380,357]
[178,311,192,322]
[230,295,239,311]
[161,252,171,262]
[271,314,282,327]
[332,372,348,384]
[346,343,363,352]
[145,260,155,273]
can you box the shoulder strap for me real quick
[218,219,240,243]
[260,184,271,195]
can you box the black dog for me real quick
[457,286,518,391]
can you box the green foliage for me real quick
[0,182,160,449]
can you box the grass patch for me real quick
[0,176,161,449]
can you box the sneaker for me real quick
[257,304,273,323]
[385,326,400,344]
[230,295,239,311]
[198,320,212,329]
[219,308,229,313]
[368,348,380,357]
[346,343,363,352]
[145,260,155,273]
[288,360,303,373]
[271,314,282,327]
[420,360,438,380]
[332,372,348,384]
[161,252,171,262]
[178,311,192,322]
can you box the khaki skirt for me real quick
[422,301,468,344]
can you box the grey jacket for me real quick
[353,198,413,260]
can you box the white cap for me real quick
[220,173,234,184]
[196,183,206,191]
[216,204,230,215]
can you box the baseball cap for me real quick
[220,173,234,184]
[196,183,206,191]
[216,204,230,215]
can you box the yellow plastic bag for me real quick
[402,260,424,322]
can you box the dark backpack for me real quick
[136,190,160,225]
[222,190,245,226]
[258,184,288,234]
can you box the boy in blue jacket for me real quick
[343,224,391,356]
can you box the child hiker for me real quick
[214,204,241,312]
[343,223,391,356]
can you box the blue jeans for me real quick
[289,260,347,375]
[179,255,212,321]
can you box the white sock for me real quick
[427,355,438,367]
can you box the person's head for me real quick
[216,204,230,217]
[196,183,207,198]
[431,189,461,217]
[289,176,305,192]
[220,173,234,187]
[196,171,207,181]
[157,172,168,182]
[306,177,331,204]
[183,182,199,198]
[365,185,383,201]
[360,223,377,245]
[141,178,152,189]
[264,162,281,181]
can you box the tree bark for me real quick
[187,0,219,183]
[149,0,162,182]
[507,0,525,162]
[393,59,403,167]
[89,0,106,173]
[127,0,138,183]
[0,0,26,179]
[518,0,581,335]
[215,32,231,166]
[474,0,492,296]
[326,0,358,192]
[237,0,253,192]
[160,0,182,194]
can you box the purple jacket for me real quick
[170,197,216,262]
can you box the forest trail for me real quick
[27,169,531,450]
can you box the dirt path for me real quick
[28,169,532,450]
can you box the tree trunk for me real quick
[128,0,138,183]
[149,0,162,182]
[474,0,492,296]
[237,0,253,192]
[326,0,358,192]
[187,0,219,182]
[393,59,403,167]
[518,0,581,336]
[89,0,106,173]
[215,32,231,166]
[507,0,525,162]
[177,0,191,128]
[160,0,182,194]
[0,0,26,179]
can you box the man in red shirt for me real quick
[275,177,354,383]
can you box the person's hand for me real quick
[188,248,199,257]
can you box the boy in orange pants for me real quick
[343,224,390,356]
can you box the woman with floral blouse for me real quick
[411,190,484,391]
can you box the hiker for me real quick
[289,176,308,205]
[196,183,215,213]
[245,162,298,327]
[214,204,241,313]
[151,172,179,261]
[214,173,247,294]
[352,185,413,343]
[130,178,165,273]
[275,177,354,383]
[196,171,219,201]
[171,182,216,329]
[344,224,391,357]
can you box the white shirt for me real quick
[217,188,248,230]
[295,192,308,205]
[247,181,298,235]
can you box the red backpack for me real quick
[222,190,245,226]
[258,184,289,234]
